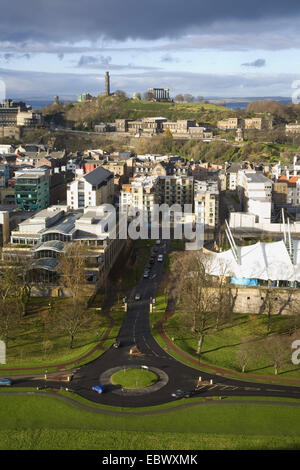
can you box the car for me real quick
[171,389,193,399]
[156,240,161,245]
[0,378,12,386]
[143,271,150,278]
[153,246,159,253]
[157,254,164,262]
[146,263,152,270]
[135,293,141,300]
[113,341,120,349]
[150,257,155,264]
[92,385,103,394]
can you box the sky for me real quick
[0,0,300,100]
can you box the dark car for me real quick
[171,389,193,399]
[150,257,155,264]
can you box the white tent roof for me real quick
[205,240,300,282]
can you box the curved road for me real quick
[12,241,300,407]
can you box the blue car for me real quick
[0,378,12,386]
[92,385,103,394]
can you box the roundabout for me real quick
[100,365,169,396]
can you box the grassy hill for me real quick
[41,96,235,130]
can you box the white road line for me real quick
[208,385,219,390]
[266,389,284,393]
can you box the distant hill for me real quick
[41,95,235,130]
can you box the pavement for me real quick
[4,239,300,407]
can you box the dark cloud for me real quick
[3,53,14,62]
[76,55,160,71]
[77,55,112,67]
[242,59,266,67]
[0,1,299,44]
[160,54,180,63]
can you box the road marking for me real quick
[208,385,219,390]
[266,389,284,393]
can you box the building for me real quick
[158,175,194,208]
[237,171,273,223]
[244,117,269,130]
[120,176,160,215]
[272,181,288,205]
[113,118,213,139]
[14,168,50,211]
[217,118,241,130]
[67,166,114,209]
[77,92,93,103]
[3,205,125,286]
[194,180,219,229]
[286,123,300,135]
[147,88,170,101]
[0,100,42,127]
[217,117,270,131]
[225,163,244,190]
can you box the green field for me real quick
[1,394,300,449]
[153,307,300,381]
[0,297,125,372]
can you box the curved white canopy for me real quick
[204,240,300,282]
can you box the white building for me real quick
[238,171,273,223]
[67,166,114,209]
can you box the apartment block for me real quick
[120,176,159,215]
[67,166,114,209]
[194,180,219,229]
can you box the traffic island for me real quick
[100,365,169,396]
[110,368,158,389]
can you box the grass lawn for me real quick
[155,308,300,380]
[0,297,125,371]
[111,368,158,389]
[1,394,300,449]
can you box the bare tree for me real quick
[171,252,217,355]
[0,268,22,344]
[262,334,290,375]
[260,286,287,333]
[236,337,258,373]
[56,243,92,349]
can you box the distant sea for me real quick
[223,98,291,110]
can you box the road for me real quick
[10,240,300,407]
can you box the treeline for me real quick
[246,100,300,124]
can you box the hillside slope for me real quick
[41,96,235,130]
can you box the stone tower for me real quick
[105,71,110,96]
[235,128,244,142]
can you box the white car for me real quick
[157,254,163,262]
[135,293,141,300]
